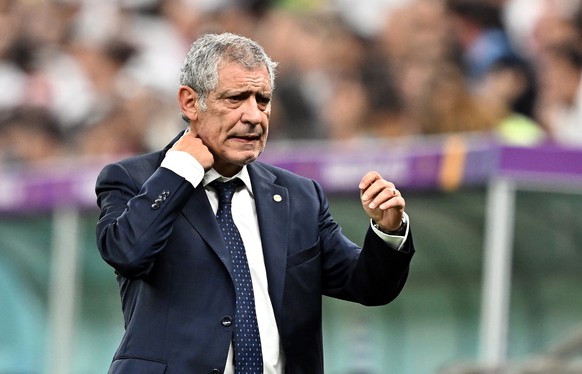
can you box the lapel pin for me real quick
[273,194,282,202]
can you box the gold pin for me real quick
[273,194,282,202]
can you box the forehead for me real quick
[216,62,271,91]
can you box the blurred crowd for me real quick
[1,0,582,165]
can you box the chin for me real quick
[238,147,263,162]
[239,154,260,165]
[222,145,264,166]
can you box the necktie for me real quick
[211,179,263,373]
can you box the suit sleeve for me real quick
[347,226,415,305]
[95,162,194,279]
[315,180,415,306]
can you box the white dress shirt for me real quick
[161,150,409,373]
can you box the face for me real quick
[190,63,272,176]
[540,53,581,105]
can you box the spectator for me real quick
[322,72,371,140]
[0,106,65,165]
[475,56,545,146]
[446,0,520,88]
[412,61,494,135]
[536,42,582,147]
[259,11,335,140]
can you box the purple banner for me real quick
[1,135,582,213]
[498,144,582,184]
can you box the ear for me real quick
[178,85,198,122]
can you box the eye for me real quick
[228,94,246,102]
[257,94,271,107]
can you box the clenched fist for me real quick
[359,170,405,232]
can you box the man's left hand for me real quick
[359,170,405,233]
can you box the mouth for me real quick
[231,133,262,142]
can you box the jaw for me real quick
[212,146,264,176]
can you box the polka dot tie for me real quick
[211,179,263,373]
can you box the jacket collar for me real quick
[157,130,186,166]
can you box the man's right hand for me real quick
[170,127,214,171]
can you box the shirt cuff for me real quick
[370,212,409,251]
[161,150,205,187]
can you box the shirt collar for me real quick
[203,166,253,195]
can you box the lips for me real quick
[231,134,261,141]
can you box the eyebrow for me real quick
[220,89,272,99]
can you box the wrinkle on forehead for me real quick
[218,65,271,94]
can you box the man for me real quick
[95,32,414,374]
[536,42,582,147]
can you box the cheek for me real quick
[194,124,221,150]
[262,112,270,132]
[262,118,269,132]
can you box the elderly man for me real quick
[95,32,415,374]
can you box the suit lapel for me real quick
[248,163,289,319]
[181,185,234,274]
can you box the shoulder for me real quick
[115,150,164,170]
[251,161,318,187]
[249,161,327,204]
[97,150,164,186]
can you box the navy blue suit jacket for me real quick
[95,134,415,374]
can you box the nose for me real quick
[241,96,264,126]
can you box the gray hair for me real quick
[179,33,278,112]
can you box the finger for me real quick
[378,195,405,211]
[359,170,382,190]
[181,127,208,148]
[361,178,395,203]
[367,185,398,209]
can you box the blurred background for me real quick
[1,0,582,373]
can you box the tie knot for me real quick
[210,179,243,204]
